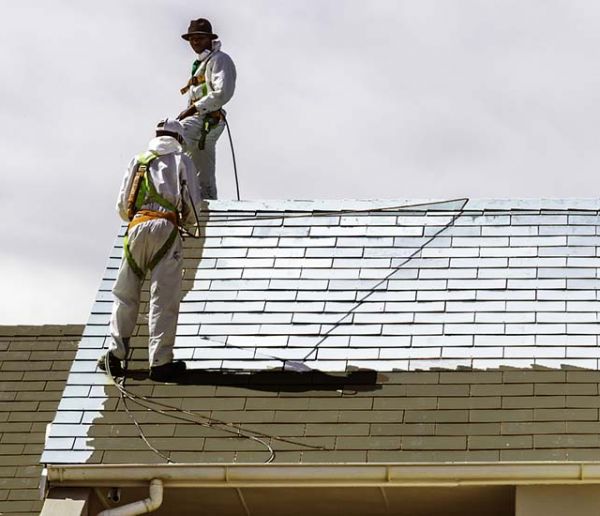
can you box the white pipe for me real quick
[98,479,163,516]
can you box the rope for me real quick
[103,197,470,463]
[196,198,470,365]
[193,197,471,225]
[223,114,241,201]
[104,353,325,464]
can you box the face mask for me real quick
[197,49,211,61]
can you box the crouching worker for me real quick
[98,119,201,382]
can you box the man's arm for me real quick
[191,53,237,117]
[116,157,137,222]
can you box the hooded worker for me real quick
[98,119,201,382]
[177,17,236,200]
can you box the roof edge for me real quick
[199,198,600,212]
[0,324,84,338]
[47,462,600,488]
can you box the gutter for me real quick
[46,462,600,488]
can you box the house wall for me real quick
[0,325,82,516]
[516,485,600,516]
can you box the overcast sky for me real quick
[2,0,600,325]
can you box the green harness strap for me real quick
[133,151,178,214]
[191,60,209,98]
[124,226,179,280]
[123,233,145,279]
[148,226,179,271]
[124,151,180,279]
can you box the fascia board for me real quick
[46,462,600,488]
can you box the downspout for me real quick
[98,479,163,516]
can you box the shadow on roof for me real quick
[121,367,382,393]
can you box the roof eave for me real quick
[46,461,600,488]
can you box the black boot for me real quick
[97,352,124,377]
[149,361,187,382]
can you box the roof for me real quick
[42,199,600,466]
[0,325,82,515]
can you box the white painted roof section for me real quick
[81,198,600,372]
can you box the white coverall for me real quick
[109,136,201,367]
[181,40,236,199]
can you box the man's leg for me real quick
[147,231,184,368]
[109,252,143,361]
[181,116,225,199]
[199,120,225,200]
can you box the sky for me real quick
[2,0,600,325]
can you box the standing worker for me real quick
[99,119,201,382]
[177,18,236,200]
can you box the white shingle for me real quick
[451,257,508,268]
[62,198,600,428]
[442,347,503,358]
[480,247,537,257]
[478,268,536,279]
[420,268,477,279]
[482,226,538,236]
[479,289,537,301]
[414,313,474,323]
[475,312,535,323]
[248,247,304,258]
[411,335,474,347]
[540,225,595,235]
[539,246,595,257]
[538,290,597,300]
[350,335,411,347]
[276,258,332,268]
[243,268,301,279]
[448,279,507,289]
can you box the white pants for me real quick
[110,219,183,367]
[181,115,225,200]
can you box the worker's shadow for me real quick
[179,199,209,306]
[123,367,382,393]
[133,201,382,392]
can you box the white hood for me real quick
[147,136,182,156]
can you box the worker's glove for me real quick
[177,105,198,121]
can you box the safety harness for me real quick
[124,151,180,279]
[180,60,224,150]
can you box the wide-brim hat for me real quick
[181,18,218,41]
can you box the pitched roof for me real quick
[42,199,600,466]
[0,325,82,515]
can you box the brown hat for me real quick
[181,18,218,41]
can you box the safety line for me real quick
[104,199,599,463]
[106,354,173,462]
[104,197,468,463]
[223,115,241,201]
[200,202,600,224]
[195,198,469,366]
[301,197,469,361]
[105,353,323,464]
[193,197,472,225]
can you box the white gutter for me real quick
[97,479,162,516]
[45,462,600,488]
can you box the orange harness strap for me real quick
[128,210,178,231]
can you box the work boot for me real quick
[149,361,187,382]
[97,352,124,377]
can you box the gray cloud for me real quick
[2,0,600,323]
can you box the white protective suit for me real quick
[109,135,201,367]
[180,40,236,199]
